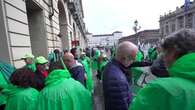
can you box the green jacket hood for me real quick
[168,53,195,80]
[45,69,71,86]
[2,85,38,96]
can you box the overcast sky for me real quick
[82,0,186,36]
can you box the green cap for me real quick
[21,53,34,59]
[35,56,48,64]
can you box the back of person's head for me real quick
[161,29,195,59]
[48,61,64,73]
[10,68,36,88]
[63,49,69,53]
[70,48,77,57]
[54,49,60,54]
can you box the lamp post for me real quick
[133,20,141,46]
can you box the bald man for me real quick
[102,41,138,110]
[64,52,86,86]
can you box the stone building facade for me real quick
[159,1,195,37]
[0,0,87,67]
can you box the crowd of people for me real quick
[0,48,93,110]
[1,28,195,110]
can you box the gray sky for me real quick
[83,0,185,36]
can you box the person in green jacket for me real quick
[135,49,144,62]
[131,50,145,95]
[98,52,108,80]
[147,47,158,62]
[37,61,92,110]
[0,61,15,109]
[21,53,36,72]
[80,52,94,93]
[2,68,39,110]
[130,29,195,110]
[92,48,100,71]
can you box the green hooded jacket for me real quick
[92,49,100,70]
[37,69,92,110]
[0,61,15,105]
[147,48,157,62]
[99,58,108,79]
[81,57,94,92]
[135,50,144,62]
[0,71,8,105]
[130,53,195,110]
[2,85,39,110]
[130,51,145,94]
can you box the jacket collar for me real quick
[112,59,129,74]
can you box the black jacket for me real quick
[103,59,132,110]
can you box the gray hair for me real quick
[161,29,195,58]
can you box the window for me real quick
[178,16,184,29]
[186,13,193,28]
[171,23,175,32]
[166,25,169,34]
[68,12,72,25]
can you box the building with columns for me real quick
[159,1,195,37]
[0,0,87,68]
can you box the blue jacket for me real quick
[103,59,132,110]
[69,61,86,86]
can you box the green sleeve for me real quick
[0,71,8,105]
[130,83,169,110]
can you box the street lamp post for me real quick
[133,20,141,46]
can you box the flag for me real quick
[184,0,190,12]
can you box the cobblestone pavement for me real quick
[92,71,104,110]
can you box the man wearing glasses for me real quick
[103,41,138,110]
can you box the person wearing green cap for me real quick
[35,56,49,78]
[34,56,49,91]
[21,53,36,72]
[37,61,92,110]
[130,29,195,110]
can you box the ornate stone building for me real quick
[0,0,87,67]
[159,1,195,37]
